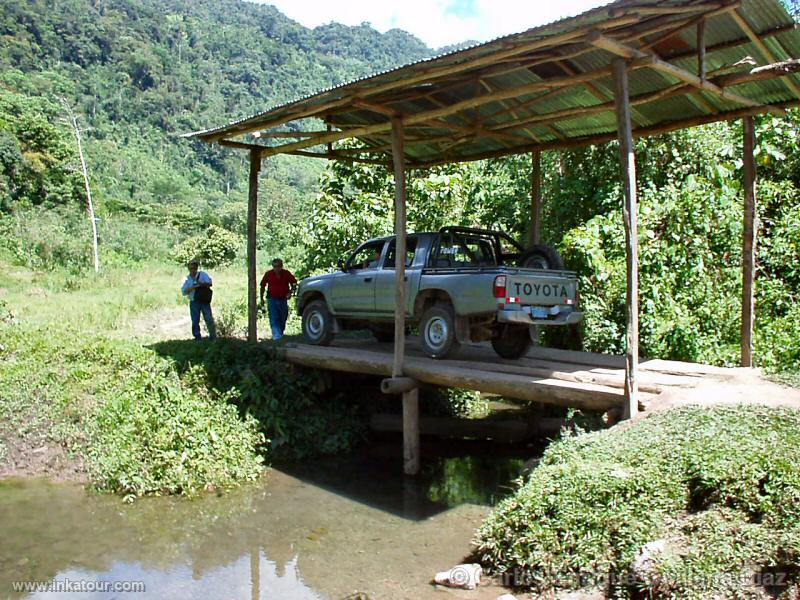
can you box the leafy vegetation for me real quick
[476,405,800,599]
[151,338,369,461]
[171,223,241,268]
[0,0,434,274]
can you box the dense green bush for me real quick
[0,206,94,272]
[171,224,241,268]
[153,338,368,460]
[476,405,800,598]
[87,358,264,496]
[560,176,744,364]
[559,170,800,371]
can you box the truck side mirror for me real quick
[338,259,347,272]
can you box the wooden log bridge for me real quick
[280,338,735,412]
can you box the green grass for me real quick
[476,405,800,599]
[0,254,250,333]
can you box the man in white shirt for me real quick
[181,260,217,340]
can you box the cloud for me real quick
[251,0,610,49]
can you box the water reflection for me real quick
[1,442,530,599]
[21,553,320,600]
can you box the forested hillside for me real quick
[0,0,432,265]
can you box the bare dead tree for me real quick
[61,98,100,273]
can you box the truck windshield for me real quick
[431,231,498,268]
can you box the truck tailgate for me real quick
[506,273,576,305]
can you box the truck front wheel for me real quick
[302,300,335,346]
[491,325,531,359]
[420,303,459,359]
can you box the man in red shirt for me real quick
[260,258,298,340]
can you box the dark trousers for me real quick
[268,298,289,340]
[190,300,216,340]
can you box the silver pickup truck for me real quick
[297,227,582,359]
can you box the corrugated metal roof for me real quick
[188,0,800,166]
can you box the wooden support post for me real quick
[391,117,407,378]
[529,149,543,347]
[381,376,419,395]
[402,388,420,475]
[529,149,542,246]
[612,58,639,419]
[741,117,757,367]
[247,149,261,343]
[391,116,419,475]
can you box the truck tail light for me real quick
[494,275,506,300]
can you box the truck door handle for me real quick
[364,277,373,283]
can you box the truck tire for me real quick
[420,303,459,359]
[302,300,335,346]
[519,244,564,270]
[491,325,531,359]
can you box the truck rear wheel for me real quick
[519,244,564,270]
[302,300,335,346]
[420,303,459,359]
[491,325,531,359]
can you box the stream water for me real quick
[0,438,535,599]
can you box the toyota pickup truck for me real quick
[297,227,582,359]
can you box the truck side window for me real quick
[347,241,385,270]
[383,238,417,269]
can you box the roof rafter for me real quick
[188,0,800,166]
[587,32,786,115]
[728,8,800,99]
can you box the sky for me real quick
[255,0,611,49]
